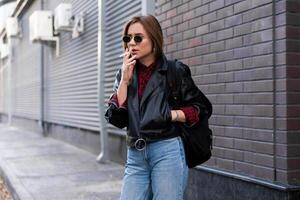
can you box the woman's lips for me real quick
[131,50,138,55]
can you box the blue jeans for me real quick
[120,136,189,200]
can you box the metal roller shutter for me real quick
[46,0,99,131]
[104,0,142,135]
[12,1,41,120]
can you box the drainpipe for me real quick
[7,36,12,125]
[39,42,45,135]
[38,0,45,135]
[97,0,108,163]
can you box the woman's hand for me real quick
[116,48,136,106]
[171,110,186,123]
[121,48,137,85]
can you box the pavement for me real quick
[0,124,124,200]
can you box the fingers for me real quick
[121,48,136,80]
[124,51,131,59]
[127,55,136,62]
[127,59,136,67]
[123,48,136,66]
[122,58,136,72]
[123,56,136,67]
[124,48,131,58]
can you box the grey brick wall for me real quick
[284,0,300,185]
[156,0,299,185]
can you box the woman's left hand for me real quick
[171,110,186,122]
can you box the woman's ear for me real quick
[152,43,156,53]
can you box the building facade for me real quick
[155,0,300,199]
[0,0,299,199]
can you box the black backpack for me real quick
[167,59,213,168]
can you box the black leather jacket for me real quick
[105,55,205,141]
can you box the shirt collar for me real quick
[156,54,168,72]
[137,60,156,72]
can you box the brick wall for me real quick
[156,0,299,185]
[283,0,300,185]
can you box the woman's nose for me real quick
[128,43,135,47]
[128,39,136,46]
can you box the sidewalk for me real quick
[0,124,123,200]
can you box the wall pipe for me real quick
[7,37,12,125]
[38,0,45,135]
[97,0,108,163]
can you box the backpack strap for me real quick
[167,59,181,107]
[167,59,213,118]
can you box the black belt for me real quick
[126,134,178,151]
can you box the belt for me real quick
[126,134,178,151]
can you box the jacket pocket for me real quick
[140,91,171,130]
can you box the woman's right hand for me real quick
[121,48,137,85]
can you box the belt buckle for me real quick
[134,138,146,151]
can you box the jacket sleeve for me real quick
[177,62,209,126]
[180,106,200,125]
[104,69,128,129]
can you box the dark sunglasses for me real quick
[122,35,143,43]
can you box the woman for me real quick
[105,15,206,200]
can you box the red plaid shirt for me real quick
[108,61,199,125]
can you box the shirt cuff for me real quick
[180,106,199,126]
[108,93,128,109]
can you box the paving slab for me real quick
[0,124,124,200]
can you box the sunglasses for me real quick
[122,35,144,43]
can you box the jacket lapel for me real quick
[139,70,163,107]
[139,55,168,108]
[128,66,140,119]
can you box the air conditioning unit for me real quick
[54,3,72,31]
[6,17,19,37]
[29,11,53,41]
[29,10,60,56]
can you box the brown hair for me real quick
[122,15,164,60]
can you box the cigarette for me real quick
[119,52,132,57]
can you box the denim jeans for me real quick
[120,136,189,200]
